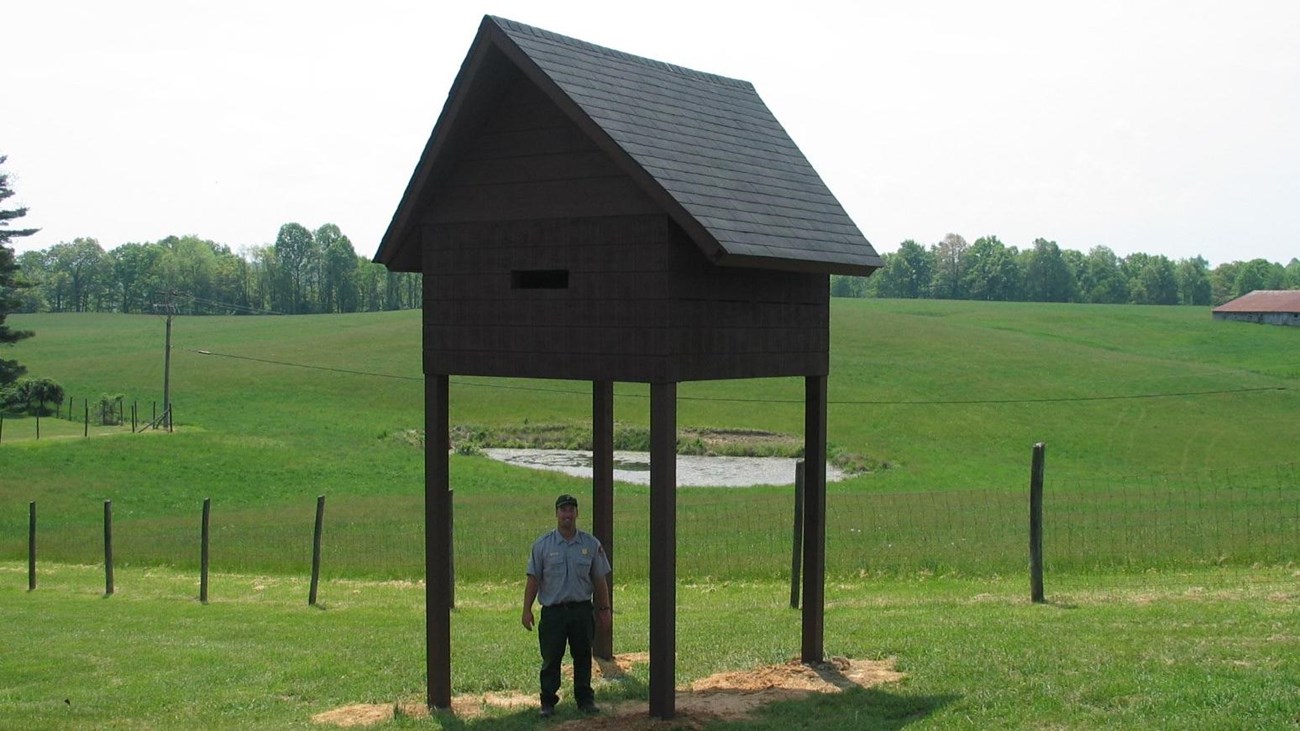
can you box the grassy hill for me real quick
[1,301,1296,578]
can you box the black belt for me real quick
[546,600,592,608]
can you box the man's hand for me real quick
[521,607,535,631]
[595,607,612,633]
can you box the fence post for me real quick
[309,495,325,606]
[28,501,36,591]
[1,413,5,444]
[790,460,805,609]
[104,500,115,597]
[1029,442,1046,603]
[35,412,40,440]
[84,400,89,437]
[200,498,211,604]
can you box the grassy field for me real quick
[1,301,1297,728]
[1,301,1295,578]
[1,562,1295,729]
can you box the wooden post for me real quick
[801,375,827,663]
[649,381,677,720]
[104,500,115,596]
[790,460,805,609]
[309,495,325,606]
[1029,442,1046,603]
[35,412,39,440]
[592,380,615,660]
[426,373,452,710]
[84,400,89,437]
[200,498,211,604]
[28,501,36,591]
[1,413,5,444]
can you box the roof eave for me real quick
[714,251,883,277]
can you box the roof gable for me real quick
[376,16,881,276]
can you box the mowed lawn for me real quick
[1,563,1296,730]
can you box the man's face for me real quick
[556,504,577,529]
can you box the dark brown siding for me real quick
[426,75,659,225]
[418,73,828,383]
[423,216,827,382]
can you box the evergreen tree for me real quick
[1,156,38,387]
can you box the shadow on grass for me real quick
[425,684,954,730]
[739,686,958,730]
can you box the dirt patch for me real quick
[311,654,902,728]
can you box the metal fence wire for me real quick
[11,463,1297,583]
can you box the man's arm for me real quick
[592,573,611,631]
[522,574,539,631]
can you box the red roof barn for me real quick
[1212,290,1300,327]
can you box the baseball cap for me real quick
[555,494,578,509]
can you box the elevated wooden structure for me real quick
[375,15,881,719]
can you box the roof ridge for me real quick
[487,15,754,91]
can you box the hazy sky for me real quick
[4,1,1298,266]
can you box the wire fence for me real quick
[9,463,1298,589]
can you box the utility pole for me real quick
[155,292,177,430]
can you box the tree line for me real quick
[14,223,421,315]
[832,234,1300,305]
[13,228,1300,316]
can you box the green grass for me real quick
[1,563,1295,729]
[1,302,1297,728]
[2,303,1296,579]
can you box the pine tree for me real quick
[1,155,38,387]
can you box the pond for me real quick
[481,448,846,488]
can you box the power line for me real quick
[187,348,1288,405]
[152,291,283,316]
[190,349,420,381]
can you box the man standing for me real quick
[522,494,612,718]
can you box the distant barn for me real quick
[1212,290,1300,327]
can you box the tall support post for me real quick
[592,380,615,660]
[426,373,452,710]
[649,381,677,719]
[801,375,827,663]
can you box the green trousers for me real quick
[538,600,595,707]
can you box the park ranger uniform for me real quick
[527,519,612,710]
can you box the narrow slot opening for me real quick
[511,269,569,290]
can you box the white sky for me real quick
[4,0,1299,266]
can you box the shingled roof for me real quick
[376,15,881,276]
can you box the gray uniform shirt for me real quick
[527,529,611,607]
